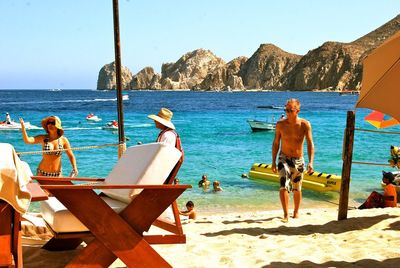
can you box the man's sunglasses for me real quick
[284,108,298,113]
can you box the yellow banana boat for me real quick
[249,163,343,192]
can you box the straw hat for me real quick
[41,116,64,136]
[147,108,175,129]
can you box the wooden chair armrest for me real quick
[32,176,105,182]
[40,184,192,190]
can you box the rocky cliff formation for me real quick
[97,62,133,90]
[197,56,247,90]
[160,49,226,89]
[282,14,400,91]
[282,42,365,91]
[130,67,161,89]
[239,44,301,90]
[97,14,400,91]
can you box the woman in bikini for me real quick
[20,115,78,177]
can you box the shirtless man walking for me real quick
[271,98,314,222]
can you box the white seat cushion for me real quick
[102,142,182,203]
[41,196,127,233]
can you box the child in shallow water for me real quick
[213,180,223,192]
[179,201,197,220]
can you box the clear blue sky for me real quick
[0,0,399,89]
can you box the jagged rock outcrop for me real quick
[282,42,365,91]
[130,67,161,89]
[160,49,226,89]
[97,62,133,90]
[239,44,301,89]
[197,56,247,90]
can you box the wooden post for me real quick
[338,111,355,220]
[112,0,126,158]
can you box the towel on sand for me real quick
[0,143,32,213]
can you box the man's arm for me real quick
[305,120,314,173]
[271,123,281,173]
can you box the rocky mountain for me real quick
[130,67,161,89]
[160,49,226,89]
[282,41,366,91]
[282,14,400,91]
[239,44,301,90]
[97,62,133,90]
[97,14,400,91]
[197,56,247,90]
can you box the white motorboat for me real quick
[247,119,275,132]
[86,113,102,122]
[0,121,40,130]
[122,94,129,101]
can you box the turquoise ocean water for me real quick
[1,90,398,214]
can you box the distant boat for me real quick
[0,121,39,130]
[247,119,276,132]
[257,105,284,110]
[122,94,129,101]
[339,91,359,96]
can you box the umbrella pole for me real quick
[112,0,126,158]
[338,111,355,220]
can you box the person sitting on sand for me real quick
[179,201,197,220]
[213,180,223,192]
[198,174,211,188]
[359,171,397,209]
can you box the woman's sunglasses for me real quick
[47,121,56,125]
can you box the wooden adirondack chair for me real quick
[34,143,191,267]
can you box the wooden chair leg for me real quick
[52,188,174,267]
[11,211,22,268]
[0,203,13,267]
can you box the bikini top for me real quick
[43,137,63,156]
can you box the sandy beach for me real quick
[22,207,400,268]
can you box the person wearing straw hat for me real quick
[148,108,184,182]
[19,115,78,177]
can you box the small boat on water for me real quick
[102,120,118,130]
[86,113,102,122]
[247,119,276,132]
[256,105,284,110]
[0,121,39,130]
[339,90,359,96]
[122,94,129,101]
[249,163,343,192]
